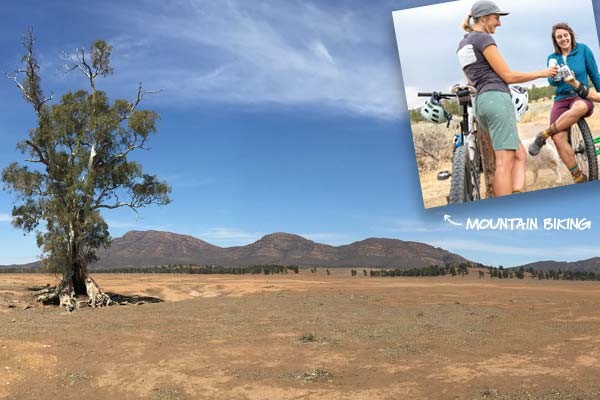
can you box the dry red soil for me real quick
[1,271,600,399]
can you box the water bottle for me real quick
[548,59,560,82]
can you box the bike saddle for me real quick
[450,84,477,95]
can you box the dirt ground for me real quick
[414,98,600,208]
[2,271,600,399]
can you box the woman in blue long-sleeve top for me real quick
[528,22,600,183]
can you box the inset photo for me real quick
[393,0,600,208]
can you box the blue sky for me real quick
[1,0,600,267]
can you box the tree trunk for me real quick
[36,261,111,311]
[71,261,88,296]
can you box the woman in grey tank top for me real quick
[457,1,558,197]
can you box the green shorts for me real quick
[474,91,519,150]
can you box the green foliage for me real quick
[409,108,426,123]
[515,267,525,279]
[90,40,113,76]
[369,263,471,277]
[1,32,170,291]
[527,84,555,102]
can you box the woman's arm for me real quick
[483,45,557,84]
[564,73,600,102]
[584,45,600,91]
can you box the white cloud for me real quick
[310,40,335,65]
[79,0,405,119]
[0,213,12,223]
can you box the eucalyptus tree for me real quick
[2,30,171,310]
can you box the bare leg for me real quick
[494,149,516,196]
[551,125,588,183]
[553,100,588,132]
[512,143,526,192]
[551,131,577,170]
[529,99,588,156]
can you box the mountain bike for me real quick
[569,118,598,181]
[418,84,483,204]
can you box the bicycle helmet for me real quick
[420,98,449,124]
[510,85,529,121]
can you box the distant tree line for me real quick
[368,264,470,277]
[5,262,600,281]
[527,84,556,102]
[0,267,40,273]
[94,264,300,275]
[487,266,600,281]
[489,266,520,279]
[527,267,600,281]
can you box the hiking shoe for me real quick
[528,133,546,156]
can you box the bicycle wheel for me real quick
[448,145,481,204]
[568,118,598,181]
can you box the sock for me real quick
[569,164,586,183]
[539,123,559,140]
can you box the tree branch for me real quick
[5,28,53,115]
[127,82,163,115]
[24,140,49,165]
[95,202,139,214]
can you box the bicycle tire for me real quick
[448,145,480,204]
[469,137,483,200]
[568,118,598,181]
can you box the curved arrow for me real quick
[444,214,463,226]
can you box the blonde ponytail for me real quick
[461,14,474,32]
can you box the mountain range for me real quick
[90,230,471,269]
[1,230,470,270]
[4,230,600,272]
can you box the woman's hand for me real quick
[543,66,559,78]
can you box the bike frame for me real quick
[418,86,482,203]
[457,91,478,160]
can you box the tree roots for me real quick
[33,277,163,311]
[35,277,111,312]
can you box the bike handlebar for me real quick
[418,91,455,99]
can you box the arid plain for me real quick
[1,271,600,399]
